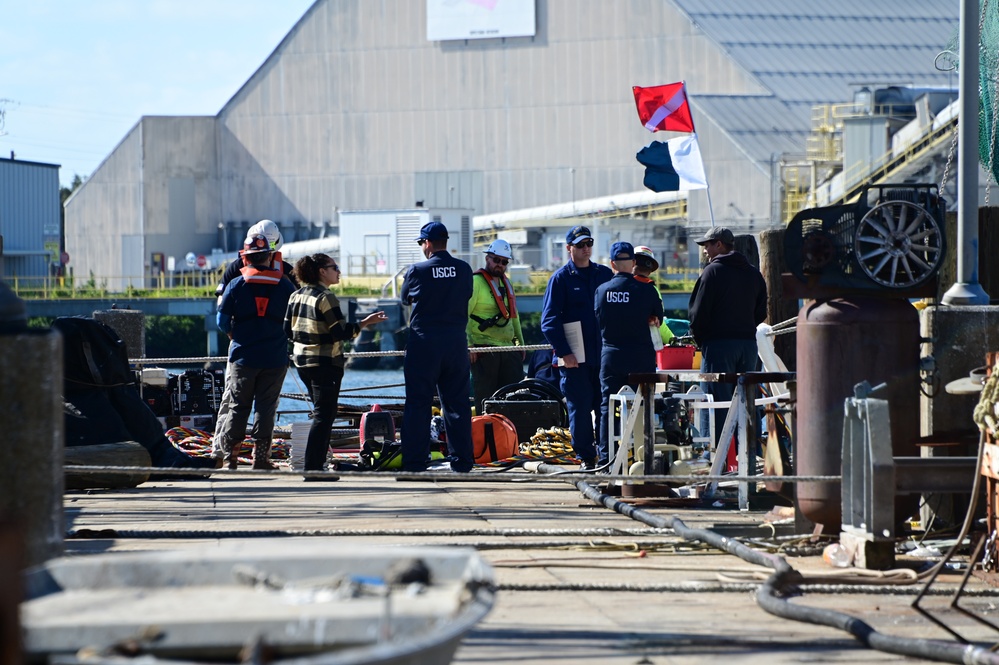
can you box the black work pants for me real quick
[296,364,344,472]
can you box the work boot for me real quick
[252,441,278,471]
[221,437,239,470]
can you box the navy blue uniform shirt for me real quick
[217,276,296,368]
[401,250,473,334]
[595,272,665,361]
[541,260,613,362]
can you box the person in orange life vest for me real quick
[215,234,296,470]
[212,220,298,460]
[285,253,388,480]
[467,238,526,414]
[215,220,296,304]
[634,245,675,346]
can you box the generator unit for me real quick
[784,184,946,294]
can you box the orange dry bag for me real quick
[471,413,519,463]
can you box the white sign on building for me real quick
[427,0,536,41]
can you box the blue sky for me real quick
[0,0,315,188]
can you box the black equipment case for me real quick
[482,399,563,442]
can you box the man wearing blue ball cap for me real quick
[541,225,613,471]
[400,220,474,473]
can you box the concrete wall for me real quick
[66,117,218,289]
[66,125,144,290]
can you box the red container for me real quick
[656,345,696,370]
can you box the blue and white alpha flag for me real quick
[635,134,708,192]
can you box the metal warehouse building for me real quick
[65,0,962,289]
[1,156,61,281]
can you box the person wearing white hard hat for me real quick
[212,220,298,461]
[216,220,293,300]
[467,238,525,414]
[215,234,297,470]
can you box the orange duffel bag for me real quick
[471,413,519,463]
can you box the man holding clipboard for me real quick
[541,226,613,471]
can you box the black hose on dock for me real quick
[533,462,999,665]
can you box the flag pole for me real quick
[704,180,717,228]
[683,82,716,228]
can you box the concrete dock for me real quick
[59,468,999,664]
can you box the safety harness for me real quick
[470,268,517,330]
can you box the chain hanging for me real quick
[986,0,999,205]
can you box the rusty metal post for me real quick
[0,280,64,567]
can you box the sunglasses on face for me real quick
[417,238,427,246]
[322,264,340,271]
[573,240,594,248]
[489,255,510,265]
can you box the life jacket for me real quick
[239,250,285,283]
[634,274,653,284]
[471,269,518,330]
[239,257,285,320]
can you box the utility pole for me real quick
[943,0,990,304]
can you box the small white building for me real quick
[337,207,473,278]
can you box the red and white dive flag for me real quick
[632,82,695,133]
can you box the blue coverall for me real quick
[401,250,474,472]
[540,260,613,464]
[595,272,664,464]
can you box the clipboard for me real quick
[557,321,586,366]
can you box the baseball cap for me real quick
[565,225,593,245]
[634,245,659,271]
[694,226,735,246]
[610,241,635,261]
[417,221,449,242]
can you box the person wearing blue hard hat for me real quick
[540,225,613,471]
[400,220,475,474]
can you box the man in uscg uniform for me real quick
[400,221,474,473]
[541,225,613,470]
[215,234,296,470]
[467,238,525,414]
[595,242,664,468]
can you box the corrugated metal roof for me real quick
[675,1,958,105]
[671,0,959,164]
[696,96,808,162]
[675,0,957,23]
